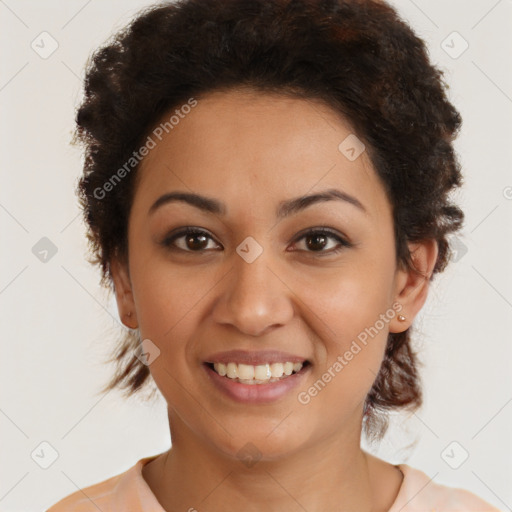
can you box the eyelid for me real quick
[289,227,352,252]
[291,226,349,243]
[160,227,221,250]
[160,226,352,254]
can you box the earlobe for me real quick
[391,239,438,333]
[110,257,138,329]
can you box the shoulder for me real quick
[45,472,124,512]
[389,464,503,512]
[45,455,161,512]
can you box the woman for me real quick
[47,0,501,510]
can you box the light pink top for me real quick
[46,455,503,511]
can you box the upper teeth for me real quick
[213,361,304,382]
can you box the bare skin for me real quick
[111,88,437,512]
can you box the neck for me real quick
[142,409,388,512]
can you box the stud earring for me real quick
[398,314,406,322]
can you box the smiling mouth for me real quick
[205,360,311,385]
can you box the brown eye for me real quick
[305,232,330,251]
[291,228,352,255]
[161,228,221,252]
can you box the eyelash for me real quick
[160,227,352,256]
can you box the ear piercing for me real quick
[398,314,406,322]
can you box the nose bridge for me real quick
[214,245,294,336]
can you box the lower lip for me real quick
[203,363,310,404]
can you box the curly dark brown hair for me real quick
[73,0,464,441]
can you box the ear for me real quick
[390,239,439,333]
[110,257,138,329]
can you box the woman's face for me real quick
[113,89,433,462]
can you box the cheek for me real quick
[129,243,210,338]
[129,262,209,405]
[295,287,391,429]
[305,258,394,338]
[300,256,394,390]
[128,255,230,379]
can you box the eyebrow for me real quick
[148,188,367,218]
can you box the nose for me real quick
[211,251,295,337]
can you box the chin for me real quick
[209,426,307,466]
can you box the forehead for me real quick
[134,89,392,221]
